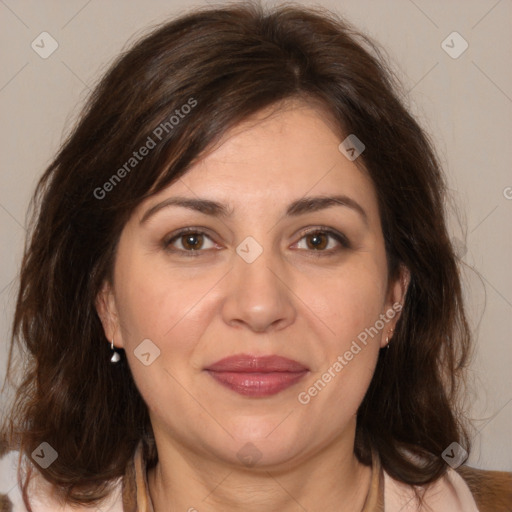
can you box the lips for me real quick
[205,354,309,397]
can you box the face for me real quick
[97,100,408,469]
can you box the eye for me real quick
[163,228,217,256]
[163,226,350,258]
[294,228,350,255]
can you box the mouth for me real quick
[204,354,309,398]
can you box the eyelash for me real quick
[162,226,351,258]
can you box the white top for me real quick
[1,449,480,511]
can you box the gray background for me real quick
[1,0,511,500]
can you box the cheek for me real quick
[295,257,387,411]
[112,255,220,419]
[112,247,229,409]
[113,243,217,344]
[305,257,388,346]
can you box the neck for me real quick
[147,428,372,512]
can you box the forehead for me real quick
[136,101,380,225]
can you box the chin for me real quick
[225,437,303,470]
[198,418,305,468]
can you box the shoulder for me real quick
[383,463,512,512]
[384,466,477,511]
[456,464,512,512]
[0,449,124,512]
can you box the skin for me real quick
[96,99,409,512]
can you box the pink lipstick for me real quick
[205,354,309,397]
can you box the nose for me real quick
[221,247,296,333]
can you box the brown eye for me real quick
[180,233,204,250]
[164,229,216,255]
[305,232,329,250]
[295,229,350,254]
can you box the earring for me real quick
[110,338,121,363]
[385,328,394,349]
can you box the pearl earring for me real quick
[110,338,121,363]
[385,328,394,349]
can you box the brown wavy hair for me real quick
[2,1,472,509]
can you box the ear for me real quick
[380,264,410,348]
[95,280,123,348]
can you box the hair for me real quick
[2,1,472,509]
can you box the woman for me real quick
[2,2,511,511]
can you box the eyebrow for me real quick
[140,194,368,226]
